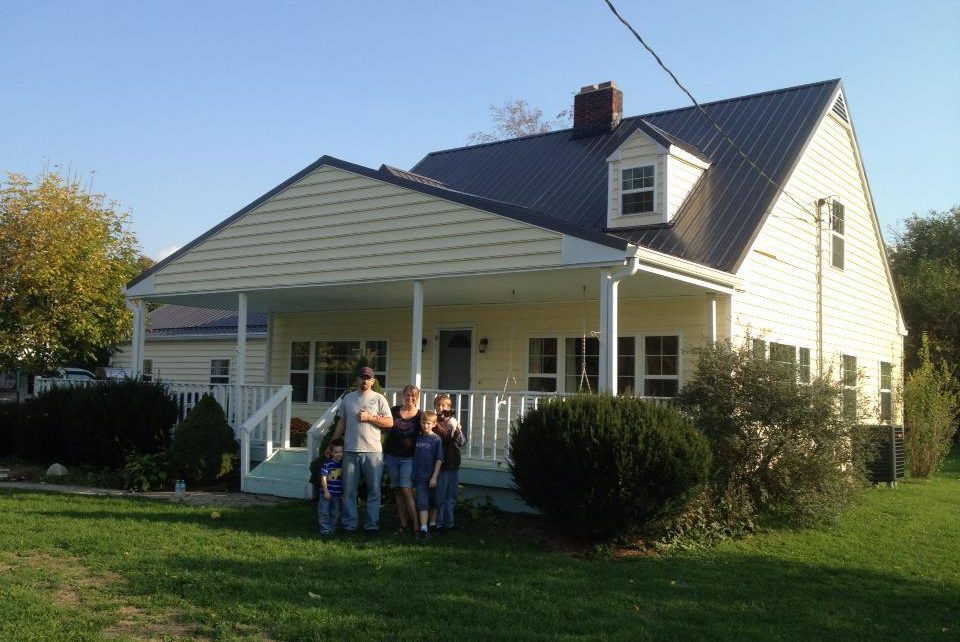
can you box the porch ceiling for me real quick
[139,267,722,314]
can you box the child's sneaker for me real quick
[416,528,431,542]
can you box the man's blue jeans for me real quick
[341,451,383,531]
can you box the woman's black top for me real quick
[385,405,421,457]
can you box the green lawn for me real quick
[1,451,958,642]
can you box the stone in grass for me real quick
[46,463,69,477]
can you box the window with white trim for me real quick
[769,342,796,367]
[141,359,153,382]
[210,359,230,385]
[643,335,680,397]
[751,338,767,360]
[798,347,811,383]
[621,165,655,215]
[290,341,310,403]
[842,354,857,420]
[288,339,389,403]
[879,361,893,422]
[527,338,558,392]
[617,337,636,395]
[831,201,845,270]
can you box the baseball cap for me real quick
[358,367,376,379]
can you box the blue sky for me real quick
[2,1,957,260]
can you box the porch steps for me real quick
[244,447,312,500]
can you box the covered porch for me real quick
[125,257,738,501]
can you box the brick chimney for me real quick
[572,81,623,138]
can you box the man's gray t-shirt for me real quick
[341,390,391,453]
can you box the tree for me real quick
[0,172,142,373]
[904,333,959,477]
[888,206,960,376]
[468,99,571,144]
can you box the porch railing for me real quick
[239,384,293,491]
[34,377,107,395]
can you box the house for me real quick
[123,78,905,502]
[111,304,268,386]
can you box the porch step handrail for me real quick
[239,384,293,492]
[303,395,345,500]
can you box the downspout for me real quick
[600,253,640,394]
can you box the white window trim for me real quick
[525,336,561,393]
[830,200,846,271]
[288,338,390,404]
[879,360,893,423]
[638,331,683,397]
[621,164,657,216]
[210,358,231,385]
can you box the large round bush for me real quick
[509,395,710,541]
[169,394,238,485]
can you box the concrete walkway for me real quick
[0,481,296,507]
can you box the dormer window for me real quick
[622,165,655,214]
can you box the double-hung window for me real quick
[842,354,857,420]
[565,337,600,393]
[141,359,154,382]
[879,361,893,422]
[527,338,558,392]
[831,201,845,269]
[621,165,655,215]
[210,359,230,385]
[643,335,679,397]
[798,347,811,383]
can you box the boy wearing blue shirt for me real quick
[318,439,345,536]
[413,411,443,541]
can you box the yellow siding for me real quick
[608,134,663,224]
[269,296,719,421]
[151,167,564,294]
[735,111,903,422]
[667,154,705,220]
[111,339,266,385]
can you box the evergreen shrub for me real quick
[509,395,710,541]
[169,394,237,486]
[13,379,177,467]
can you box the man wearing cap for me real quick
[331,367,394,534]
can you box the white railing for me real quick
[163,383,287,438]
[382,388,678,464]
[303,394,346,499]
[34,377,108,395]
[239,384,293,491]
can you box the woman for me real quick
[386,384,421,534]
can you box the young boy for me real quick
[318,439,345,536]
[412,411,444,541]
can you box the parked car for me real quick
[95,366,131,381]
[57,367,97,381]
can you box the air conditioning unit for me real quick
[864,424,905,486]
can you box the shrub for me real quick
[13,379,177,468]
[123,452,169,491]
[509,395,710,542]
[289,417,310,447]
[904,334,959,477]
[168,395,237,486]
[678,341,867,528]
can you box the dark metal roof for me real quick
[412,79,841,272]
[147,305,267,337]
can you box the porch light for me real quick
[479,337,489,354]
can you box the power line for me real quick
[601,0,821,225]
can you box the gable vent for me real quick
[832,94,849,123]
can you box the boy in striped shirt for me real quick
[318,439,345,536]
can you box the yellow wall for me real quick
[111,338,266,385]
[271,296,719,421]
[151,166,565,294]
[735,107,904,422]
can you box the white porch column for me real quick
[129,299,145,377]
[236,292,247,385]
[410,280,424,388]
[598,270,613,394]
[706,293,717,343]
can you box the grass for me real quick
[1,449,958,642]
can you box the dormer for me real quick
[606,121,710,229]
